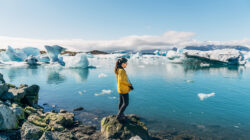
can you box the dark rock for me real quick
[73,107,84,111]
[0,135,9,140]
[0,73,5,84]
[39,131,73,140]
[19,84,28,89]
[0,103,20,130]
[0,129,21,140]
[0,84,8,98]
[21,121,43,140]
[173,134,199,140]
[101,114,150,140]
[60,109,67,113]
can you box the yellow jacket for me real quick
[116,68,132,94]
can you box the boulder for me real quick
[101,114,150,140]
[0,84,8,98]
[0,103,19,130]
[0,73,5,84]
[0,135,9,140]
[23,85,40,106]
[1,85,39,106]
[39,131,73,140]
[26,112,74,131]
[21,121,43,140]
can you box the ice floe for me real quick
[94,89,112,96]
[198,92,215,101]
[98,73,107,78]
[184,49,246,65]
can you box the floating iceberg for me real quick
[44,45,66,63]
[167,50,181,60]
[184,49,246,65]
[154,50,161,56]
[22,47,40,56]
[37,54,50,63]
[87,53,94,58]
[5,46,25,61]
[0,46,41,62]
[25,56,38,65]
[63,53,89,68]
[198,92,215,101]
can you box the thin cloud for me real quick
[0,31,250,52]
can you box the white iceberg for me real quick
[184,49,246,65]
[63,53,89,68]
[87,53,94,58]
[167,50,181,60]
[198,92,215,101]
[44,45,66,63]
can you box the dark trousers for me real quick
[117,93,129,117]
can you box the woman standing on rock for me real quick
[114,57,134,121]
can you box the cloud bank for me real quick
[0,31,250,52]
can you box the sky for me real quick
[0,0,250,51]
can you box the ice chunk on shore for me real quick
[198,92,215,101]
[44,45,66,62]
[63,53,89,68]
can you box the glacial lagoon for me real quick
[1,57,250,139]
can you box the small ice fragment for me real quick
[98,73,107,78]
[186,80,194,83]
[108,96,117,99]
[234,125,239,128]
[95,89,112,96]
[198,92,215,101]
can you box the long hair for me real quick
[114,57,128,74]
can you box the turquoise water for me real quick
[1,59,250,139]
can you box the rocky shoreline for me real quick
[0,72,200,140]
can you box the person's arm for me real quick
[118,69,132,87]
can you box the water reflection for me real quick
[127,61,245,80]
[47,71,66,84]
[61,68,89,83]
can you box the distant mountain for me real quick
[87,50,109,54]
[184,45,250,51]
